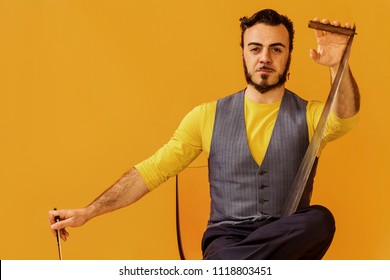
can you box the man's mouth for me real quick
[256,66,275,73]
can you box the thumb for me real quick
[309,49,320,63]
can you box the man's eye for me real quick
[250,47,259,52]
[273,48,282,53]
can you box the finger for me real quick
[51,219,70,231]
[53,221,70,241]
[49,209,75,228]
[321,18,330,35]
[48,210,58,225]
[312,18,324,38]
[60,228,69,241]
[345,22,352,29]
[332,20,347,37]
[48,210,61,237]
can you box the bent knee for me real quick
[305,205,336,237]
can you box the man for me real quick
[49,9,360,259]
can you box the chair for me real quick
[175,164,209,260]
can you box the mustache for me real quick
[257,65,275,71]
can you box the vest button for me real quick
[259,170,267,176]
[259,184,268,189]
[259,198,269,204]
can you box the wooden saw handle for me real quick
[308,20,356,36]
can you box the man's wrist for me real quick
[84,204,98,222]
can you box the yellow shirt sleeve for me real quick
[306,100,360,155]
[135,102,215,190]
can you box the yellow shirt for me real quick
[136,94,359,190]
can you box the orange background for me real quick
[1,0,389,259]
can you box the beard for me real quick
[243,55,291,94]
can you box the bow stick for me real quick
[54,208,63,260]
[280,21,356,217]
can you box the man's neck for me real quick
[245,84,285,104]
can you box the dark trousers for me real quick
[202,205,335,260]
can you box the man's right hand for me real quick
[48,208,91,241]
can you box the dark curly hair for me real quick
[239,9,295,52]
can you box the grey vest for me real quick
[208,89,318,226]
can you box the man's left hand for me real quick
[310,18,353,68]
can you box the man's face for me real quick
[242,23,291,94]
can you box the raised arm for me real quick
[48,167,149,241]
[309,18,360,118]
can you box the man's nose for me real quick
[259,49,272,64]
